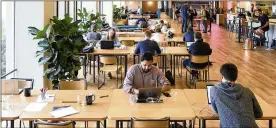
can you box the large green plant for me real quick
[113,4,125,21]
[77,8,105,35]
[28,14,87,89]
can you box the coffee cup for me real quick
[86,94,95,105]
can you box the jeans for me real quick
[209,19,212,31]
[201,20,207,33]
[182,18,188,33]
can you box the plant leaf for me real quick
[43,67,55,76]
[28,26,40,35]
[35,49,48,57]
[38,40,49,47]
[43,24,50,33]
[38,56,51,66]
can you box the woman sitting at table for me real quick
[151,27,166,43]
[102,28,120,47]
[101,28,121,79]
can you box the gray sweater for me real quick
[210,82,263,128]
[123,64,170,93]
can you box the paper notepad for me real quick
[50,107,78,118]
[24,102,48,112]
[36,94,55,102]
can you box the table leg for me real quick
[10,120,14,128]
[173,55,176,84]
[29,121,33,128]
[183,120,186,128]
[269,119,273,128]
[174,121,177,128]
[89,55,92,74]
[238,18,241,43]
[170,55,172,73]
[83,55,87,79]
[93,55,96,83]
[116,120,119,128]
[104,120,107,128]
[201,119,206,128]
[189,120,193,128]
[133,54,136,65]
[124,55,128,77]
[120,121,123,128]
[96,121,100,128]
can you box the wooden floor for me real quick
[4,13,276,128]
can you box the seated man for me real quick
[210,63,263,127]
[183,26,194,42]
[183,32,212,69]
[123,52,171,94]
[134,31,161,55]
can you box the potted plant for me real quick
[28,14,87,89]
[113,4,125,22]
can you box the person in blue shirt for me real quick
[134,31,161,55]
[183,26,194,42]
[181,5,188,33]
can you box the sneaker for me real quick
[266,48,274,51]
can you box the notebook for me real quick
[206,85,214,104]
[50,107,78,118]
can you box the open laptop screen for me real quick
[186,42,194,50]
[206,85,214,104]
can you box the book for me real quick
[50,107,78,118]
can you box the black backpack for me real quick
[165,70,175,86]
[205,10,211,19]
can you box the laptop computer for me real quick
[138,87,162,100]
[206,85,214,104]
[100,41,114,49]
[186,42,194,50]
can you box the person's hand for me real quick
[133,89,139,94]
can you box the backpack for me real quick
[167,31,174,39]
[165,70,175,85]
[205,10,211,19]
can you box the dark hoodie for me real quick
[210,82,263,128]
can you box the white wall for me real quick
[102,1,113,27]
[14,1,44,89]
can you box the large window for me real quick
[1,1,15,78]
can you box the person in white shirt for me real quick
[137,6,142,15]
[151,27,166,43]
[159,20,168,33]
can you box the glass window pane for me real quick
[2,1,15,78]
[58,1,65,19]
[82,1,96,14]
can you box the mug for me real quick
[24,87,31,97]
[86,94,95,105]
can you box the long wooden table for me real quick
[183,89,276,128]
[19,90,112,128]
[1,91,40,128]
[108,89,196,128]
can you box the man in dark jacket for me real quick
[210,63,263,128]
[183,32,212,69]
[134,31,161,55]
